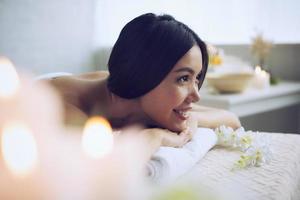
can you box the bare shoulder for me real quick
[48,71,109,123]
[74,71,109,79]
[49,71,108,93]
[49,76,83,94]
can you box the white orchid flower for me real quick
[215,126,272,170]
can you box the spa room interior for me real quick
[0,0,300,199]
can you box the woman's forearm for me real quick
[197,110,241,129]
[192,104,241,129]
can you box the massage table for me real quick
[182,132,300,200]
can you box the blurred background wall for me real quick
[0,0,95,74]
[218,44,300,133]
[1,0,300,75]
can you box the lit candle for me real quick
[82,116,114,159]
[0,57,63,199]
[0,56,64,133]
[1,121,38,176]
[0,56,21,129]
[0,57,20,98]
[252,66,270,89]
[80,122,149,200]
[0,57,146,199]
[0,121,49,199]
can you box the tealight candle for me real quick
[0,56,147,200]
[0,121,49,200]
[0,57,20,98]
[0,57,64,132]
[0,57,21,123]
[252,66,270,89]
[1,121,38,176]
[82,116,114,159]
[0,57,63,199]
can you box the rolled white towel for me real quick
[147,128,217,183]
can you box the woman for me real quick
[50,13,240,155]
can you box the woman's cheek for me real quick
[171,86,189,104]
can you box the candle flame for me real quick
[1,122,38,176]
[82,116,113,159]
[255,66,262,74]
[255,65,269,77]
[0,57,20,98]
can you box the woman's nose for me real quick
[192,86,201,102]
[187,84,201,103]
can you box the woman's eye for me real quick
[196,72,202,81]
[196,72,205,88]
[195,78,200,85]
[177,75,189,83]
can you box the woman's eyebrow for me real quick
[173,67,195,75]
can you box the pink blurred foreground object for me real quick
[0,57,149,200]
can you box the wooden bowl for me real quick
[206,72,254,93]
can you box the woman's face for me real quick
[139,45,203,132]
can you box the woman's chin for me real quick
[168,121,187,133]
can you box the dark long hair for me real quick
[107,13,208,99]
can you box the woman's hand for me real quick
[161,128,192,147]
[143,128,192,148]
[138,128,193,160]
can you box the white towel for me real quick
[147,128,217,183]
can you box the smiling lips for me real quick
[173,107,192,121]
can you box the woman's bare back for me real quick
[49,71,109,125]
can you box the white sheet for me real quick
[182,132,300,200]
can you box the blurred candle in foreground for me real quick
[82,116,114,159]
[1,121,38,176]
[0,57,20,98]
